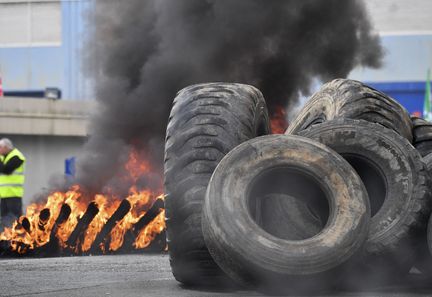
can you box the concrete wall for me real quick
[0,97,92,206]
[0,97,92,136]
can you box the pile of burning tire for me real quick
[164,79,432,294]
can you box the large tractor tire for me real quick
[164,83,270,286]
[412,152,432,275]
[286,79,413,142]
[428,214,432,259]
[412,116,432,157]
[202,135,370,292]
[423,152,432,173]
[299,119,432,276]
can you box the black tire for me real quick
[412,117,432,157]
[412,153,432,275]
[415,141,432,157]
[424,152,432,173]
[428,214,432,258]
[287,79,413,142]
[299,119,432,268]
[202,135,370,291]
[164,83,270,286]
[412,117,432,143]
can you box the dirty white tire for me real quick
[299,119,431,258]
[287,79,413,142]
[299,119,432,287]
[202,135,370,292]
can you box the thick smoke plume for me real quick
[77,0,382,194]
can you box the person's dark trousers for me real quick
[0,197,22,229]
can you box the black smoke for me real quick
[78,0,383,194]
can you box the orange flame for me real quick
[125,149,151,183]
[134,209,165,249]
[270,106,288,134]
[0,149,166,255]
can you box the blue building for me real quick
[0,0,92,203]
[367,81,426,117]
[0,0,91,100]
[349,33,432,117]
[0,0,431,116]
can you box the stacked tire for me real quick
[164,79,432,293]
[164,83,270,286]
[412,116,432,156]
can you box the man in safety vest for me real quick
[0,138,25,228]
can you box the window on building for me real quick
[0,0,61,47]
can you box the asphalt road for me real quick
[1,254,432,297]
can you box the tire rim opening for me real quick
[343,154,386,217]
[247,166,330,240]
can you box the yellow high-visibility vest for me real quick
[0,148,26,198]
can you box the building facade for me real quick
[349,0,432,116]
[0,0,91,100]
[0,0,431,205]
[0,0,92,205]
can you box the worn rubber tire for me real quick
[202,135,370,291]
[428,214,432,259]
[164,83,270,286]
[412,117,432,157]
[299,119,432,271]
[416,213,432,276]
[286,79,413,142]
[412,153,432,275]
[415,141,432,157]
[412,117,432,143]
[423,152,432,173]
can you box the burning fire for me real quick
[0,109,288,256]
[0,150,166,255]
[270,106,288,134]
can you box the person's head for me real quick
[0,138,14,155]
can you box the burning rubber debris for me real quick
[0,188,166,257]
[0,151,166,257]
